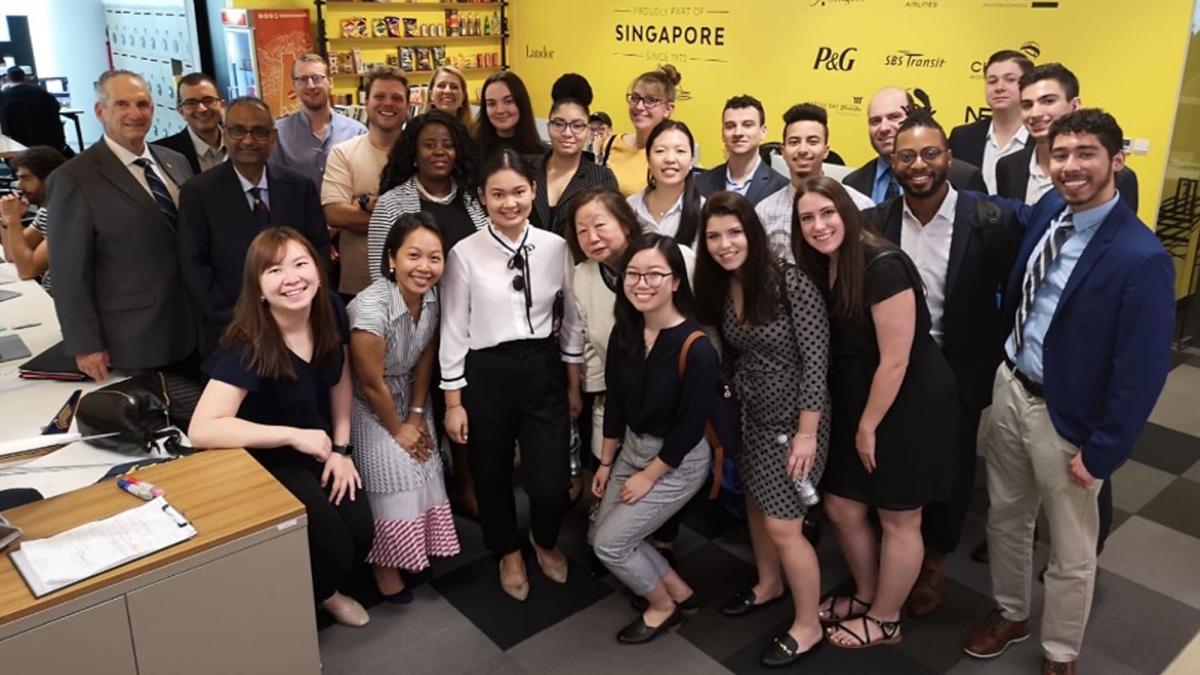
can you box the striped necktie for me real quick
[1012,213,1074,353]
[248,187,270,229]
[132,157,178,224]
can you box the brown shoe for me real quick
[906,553,945,618]
[963,607,1030,659]
[1041,658,1076,675]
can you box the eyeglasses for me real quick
[225,125,273,141]
[623,270,673,288]
[894,147,945,165]
[626,93,665,110]
[548,118,589,135]
[507,252,526,292]
[179,96,221,110]
[293,74,328,85]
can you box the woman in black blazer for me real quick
[530,75,617,237]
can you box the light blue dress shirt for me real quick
[1006,193,1120,382]
[871,157,900,204]
[270,109,366,187]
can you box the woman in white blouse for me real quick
[627,119,705,246]
[440,149,585,602]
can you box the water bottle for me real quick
[778,433,820,507]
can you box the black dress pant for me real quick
[270,461,374,602]
[463,339,570,555]
[922,404,981,554]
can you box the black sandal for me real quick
[817,594,871,624]
[825,614,902,649]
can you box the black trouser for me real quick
[1097,478,1113,554]
[922,404,982,554]
[463,339,570,555]
[270,462,374,602]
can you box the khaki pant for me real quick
[985,363,1102,662]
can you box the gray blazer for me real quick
[46,139,197,369]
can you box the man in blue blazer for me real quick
[963,110,1174,675]
[177,97,331,355]
[694,95,787,205]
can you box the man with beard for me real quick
[695,95,787,204]
[153,72,227,174]
[177,96,331,355]
[322,67,409,297]
[844,87,986,202]
[271,53,366,187]
[863,108,1021,619]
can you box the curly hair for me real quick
[378,110,481,196]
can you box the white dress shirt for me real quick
[627,189,699,240]
[235,167,270,211]
[188,126,227,172]
[899,185,957,347]
[981,122,1028,194]
[1025,150,1055,205]
[439,222,585,390]
[103,135,180,204]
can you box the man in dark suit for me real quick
[948,50,1034,193]
[46,70,196,381]
[0,67,73,157]
[177,96,331,355]
[695,95,787,205]
[963,110,1173,675]
[844,87,987,202]
[152,72,226,175]
[994,63,1138,210]
[864,109,1022,620]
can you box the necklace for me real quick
[416,177,457,205]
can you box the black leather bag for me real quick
[76,372,201,454]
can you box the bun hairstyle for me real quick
[633,64,682,101]
[551,73,593,108]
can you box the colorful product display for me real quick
[339,11,500,39]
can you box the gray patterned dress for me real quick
[349,279,460,570]
[722,264,832,520]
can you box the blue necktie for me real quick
[883,171,901,201]
[132,157,178,224]
[248,187,270,229]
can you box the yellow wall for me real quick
[509,0,1195,229]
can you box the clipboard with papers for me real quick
[8,496,197,597]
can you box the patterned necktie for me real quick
[1012,213,1074,352]
[131,157,178,224]
[248,187,270,229]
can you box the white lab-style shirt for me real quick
[899,185,957,347]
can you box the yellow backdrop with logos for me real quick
[509,0,1195,232]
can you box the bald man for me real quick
[844,87,987,201]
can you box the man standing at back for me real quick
[695,95,787,204]
[47,70,196,381]
[948,50,1033,194]
[844,87,986,202]
[271,53,366,187]
[153,72,227,175]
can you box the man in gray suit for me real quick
[46,70,196,381]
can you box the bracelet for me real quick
[409,405,426,415]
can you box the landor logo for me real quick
[884,50,947,69]
[525,45,555,59]
[813,46,858,71]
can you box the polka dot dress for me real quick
[721,264,832,520]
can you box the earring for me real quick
[260,296,266,304]
[389,267,395,275]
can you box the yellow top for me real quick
[607,134,649,197]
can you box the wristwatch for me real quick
[332,443,354,456]
[357,194,371,212]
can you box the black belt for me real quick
[1004,356,1045,399]
[476,337,557,357]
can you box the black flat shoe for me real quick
[761,632,823,668]
[616,607,683,644]
[720,588,785,617]
[630,593,699,615]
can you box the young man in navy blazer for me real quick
[963,110,1174,675]
[695,95,787,205]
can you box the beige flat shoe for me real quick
[499,559,530,602]
[530,533,568,584]
[322,594,369,627]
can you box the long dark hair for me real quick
[694,191,783,327]
[478,147,537,197]
[223,227,342,379]
[791,176,894,322]
[379,110,480,196]
[380,212,446,281]
[475,71,543,157]
[612,233,697,358]
[563,185,642,264]
[644,119,703,246]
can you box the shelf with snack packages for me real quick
[332,8,502,41]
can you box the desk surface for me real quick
[0,136,27,158]
[0,449,304,625]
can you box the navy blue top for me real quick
[202,294,350,469]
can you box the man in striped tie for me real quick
[963,109,1174,675]
[46,69,196,381]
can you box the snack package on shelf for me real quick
[328,51,341,74]
[372,18,388,38]
[341,17,368,39]
[433,45,447,68]
[446,10,459,37]
[386,53,400,68]
[414,47,433,72]
[386,16,402,38]
[403,17,418,38]
[399,47,415,72]
[351,48,364,74]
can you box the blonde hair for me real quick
[631,64,682,101]
[426,66,474,128]
[291,53,328,79]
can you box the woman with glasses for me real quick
[474,71,545,160]
[627,120,704,245]
[424,66,474,130]
[591,233,717,644]
[530,74,617,236]
[440,149,585,601]
[604,65,681,197]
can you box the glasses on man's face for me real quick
[293,74,327,85]
[548,118,588,135]
[626,93,664,110]
[179,96,221,111]
[894,147,945,165]
[623,270,673,288]
[508,252,526,291]
[225,125,273,141]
